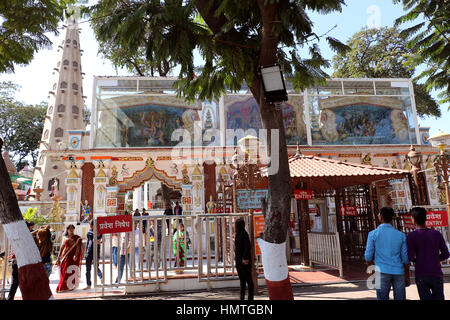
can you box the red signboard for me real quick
[402,210,448,229]
[253,215,265,255]
[97,215,133,234]
[338,206,358,216]
[294,189,313,200]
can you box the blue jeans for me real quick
[112,247,118,267]
[115,254,129,283]
[416,276,445,300]
[376,273,406,300]
[43,262,53,278]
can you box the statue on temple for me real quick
[49,178,60,198]
[49,196,64,223]
[81,200,92,222]
[206,195,216,213]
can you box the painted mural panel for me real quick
[95,95,201,148]
[312,96,416,145]
[224,95,306,146]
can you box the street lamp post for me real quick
[429,131,450,239]
[406,145,426,205]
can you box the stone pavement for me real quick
[85,277,450,300]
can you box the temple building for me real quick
[30,14,446,264]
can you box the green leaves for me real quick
[394,0,450,106]
[331,26,441,117]
[0,82,46,169]
[0,0,72,73]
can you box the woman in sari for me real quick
[172,223,189,274]
[55,224,83,293]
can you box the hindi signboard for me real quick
[253,215,265,255]
[97,215,133,234]
[338,206,358,216]
[236,189,268,210]
[294,189,313,200]
[402,210,448,229]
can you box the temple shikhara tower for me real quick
[32,13,88,220]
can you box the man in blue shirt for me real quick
[364,207,409,300]
[84,220,103,289]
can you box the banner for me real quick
[402,210,448,229]
[338,206,358,216]
[236,189,268,210]
[97,214,133,234]
[253,215,265,255]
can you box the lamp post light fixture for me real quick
[428,130,450,239]
[406,145,425,205]
[259,64,288,106]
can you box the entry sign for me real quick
[294,189,313,200]
[97,214,133,234]
[402,210,448,229]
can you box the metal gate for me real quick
[92,213,253,290]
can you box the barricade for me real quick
[92,213,254,291]
[307,231,343,277]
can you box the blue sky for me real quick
[0,0,448,137]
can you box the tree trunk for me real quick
[0,138,53,300]
[248,0,294,300]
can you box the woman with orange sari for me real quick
[55,224,83,293]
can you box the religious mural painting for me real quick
[313,96,415,145]
[224,94,307,146]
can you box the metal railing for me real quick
[307,231,343,277]
[93,213,254,291]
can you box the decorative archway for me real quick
[115,157,183,193]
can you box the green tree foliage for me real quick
[393,0,450,107]
[85,1,349,267]
[0,81,47,170]
[0,0,75,73]
[22,207,50,226]
[332,26,440,117]
[86,0,349,99]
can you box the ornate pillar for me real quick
[106,187,119,215]
[64,157,84,223]
[181,164,193,215]
[92,157,110,218]
[191,164,204,214]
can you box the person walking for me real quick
[407,206,450,300]
[55,224,83,293]
[36,225,53,278]
[234,218,254,300]
[115,231,130,283]
[364,207,409,300]
[112,233,119,270]
[164,202,174,233]
[83,221,103,290]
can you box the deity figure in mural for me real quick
[361,154,372,165]
[320,109,339,142]
[182,165,190,184]
[121,164,130,177]
[97,186,106,210]
[81,200,92,222]
[390,110,409,142]
[109,165,118,185]
[206,195,216,214]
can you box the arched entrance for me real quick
[114,158,183,213]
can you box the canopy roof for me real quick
[262,150,410,192]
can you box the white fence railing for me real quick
[93,213,256,290]
[307,231,343,277]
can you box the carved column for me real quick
[64,157,84,223]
